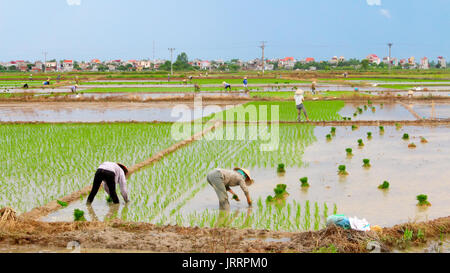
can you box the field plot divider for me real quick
[396,101,424,120]
[20,120,223,221]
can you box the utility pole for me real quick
[168,48,175,75]
[387,43,393,70]
[43,51,48,73]
[259,41,267,75]
[152,40,155,70]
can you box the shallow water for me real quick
[44,125,450,228]
[410,102,450,119]
[0,101,236,122]
[393,235,450,253]
[339,102,417,120]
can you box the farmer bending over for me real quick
[207,168,254,210]
[87,162,129,204]
[294,89,309,122]
[223,81,232,92]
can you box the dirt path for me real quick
[1,214,448,253]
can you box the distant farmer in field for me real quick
[167,74,171,82]
[294,89,309,122]
[56,74,61,82]
[29,74,33,81]
[311,80,317,95]
[87,162,129,205]
[43,77,50,85]
[223,81,231,92]
[70,84,78,93]
[243,77,248,89]
[207,168,253,210]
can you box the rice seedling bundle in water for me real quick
[416,194,431,206]
[378,181,390,189]
[338,165,348,175]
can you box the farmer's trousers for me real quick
[207,169,230,210]
[87,169,120,204]
[296,103,308,120]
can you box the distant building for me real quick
[45,61,58,72]
[408,56,415,65]
[305,57,315,63]
[61,60,73,72]
[438,56,446,68]
[420,57,429,69]
[329,56,339,64]
[367,54,381,65]
[278,57,295,69]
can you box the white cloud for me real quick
[366,0,381,6]
[380,9,391,18]
[67,0,81,6]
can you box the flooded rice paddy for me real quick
[44,125,450,229]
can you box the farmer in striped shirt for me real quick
[87,162,129,204]
[207,168,254,210]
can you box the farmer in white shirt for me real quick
[294,89,310,122]
[87,162,129,204]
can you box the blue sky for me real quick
[0,0,449,62]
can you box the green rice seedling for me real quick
[57,200,68,207]
[314,202,320,231]
[358,107,363,113]
[303,201,311,231]
[346,148,353,156]
[396,123,402,130]
[326,134,332,141]
[313,244,338,253]
[323,203,329,225]
[372,107,376,112]
[274,184,288,199]
[300,177,309,188]
[277,163,286,173]
[402,133,409,140]
[417,229,425,241]
[403,228,413,242]
[353,112,357,117]
[347,117,351,121]
[408,143,416,148]
[73,209,86,222]
[330,127,336,135]
[338,165,348,175]
[379,126,384,134]
[358,139,364,146]
[106,196,113,203]
[352,125,358,130]
[378,181,390,189]
[333,204,338,215]
[420,137,428,143]
[380,103,384,108]
[362,159,371,168]
[363,105,367,110]
[367,132,372,139]
[343,117,347,121]
[416,194,431,206]
[367,100,372,105]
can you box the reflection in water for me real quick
[87,203,127,222]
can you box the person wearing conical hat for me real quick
[311,80,317,95]
[206,167,254,210]
[294,89,309,122]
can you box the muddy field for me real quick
[0,211,448,253]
